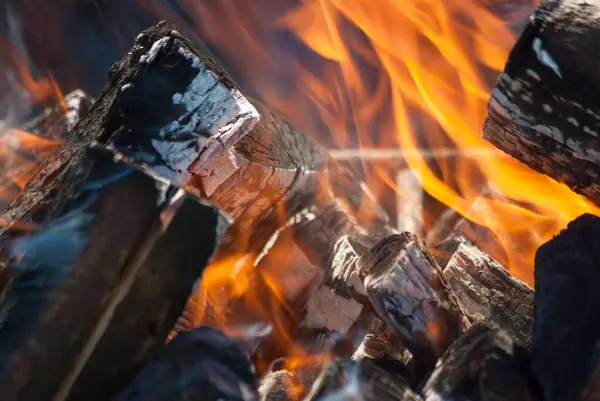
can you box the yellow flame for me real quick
[277,0,599,282]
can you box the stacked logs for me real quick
[0,1,599,399]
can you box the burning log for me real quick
[0,144,222,401]
[421,322,537,401]
[304,358,422,401]
[532,213,600,401]
[435,236,533,346]
[22,90,94,141]
[75,23,393,359]
[359,233,469,369]
[0,90,94,211]
[117,326,259,401]
[76,21,391,232]
[86,21,317,226]
[483,0,600,206]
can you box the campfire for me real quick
[0,0,599,400]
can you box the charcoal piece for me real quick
[0,145,221,401]
[118,326,258,401]
[435,236,533,346]
[360,233,469,369]
[532,213,600,401]
[421,323,538,401]
[482,0,600,206]
[304,358,422,401]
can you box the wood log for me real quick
[117,326,259,401]
[304,358,422,401]
[22,89,94,141]
[0,144,222,401]
[532,213,600,401]
[0,90,93,210]
[258,370,300,401]
[98,22,391,359]
[421,322,538,401]
[82,22,392,230]
[435,236,533,346]
[483,0,600,206]
[359,233,470,369]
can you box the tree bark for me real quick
[532,213,600,401]
[483,0,600,206]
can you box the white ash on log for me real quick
[359,233,470,370]
[532,213,600,401]
[304,358,422,401]
[421,322,538,401]
[117,326,259,401]
[0,147,222,399]
[435,236,533,346]
[483,0,600,206]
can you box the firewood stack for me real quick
[0,0,599,398]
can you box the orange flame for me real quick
[0,44,65,206]
[174,0,599,285]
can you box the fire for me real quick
[174,0,599,284]
[0,42,65,207]
[2,0,599,385]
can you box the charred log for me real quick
[0,145,221,401]
[117,326,258,401]
[532,213,600,401]
[421,322,538,401]
[435,236,533,346]
[304,358,422,401]
[483,0,600,205]
[359,233,469,369]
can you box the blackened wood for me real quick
[0,146,221,401]
[304,358,422,401]
[360,233,469,369]
[435,236,533,346]
[421,323,537,401]
[532,213,600,401]
[483,0,600,205]
[117,326,258,401]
